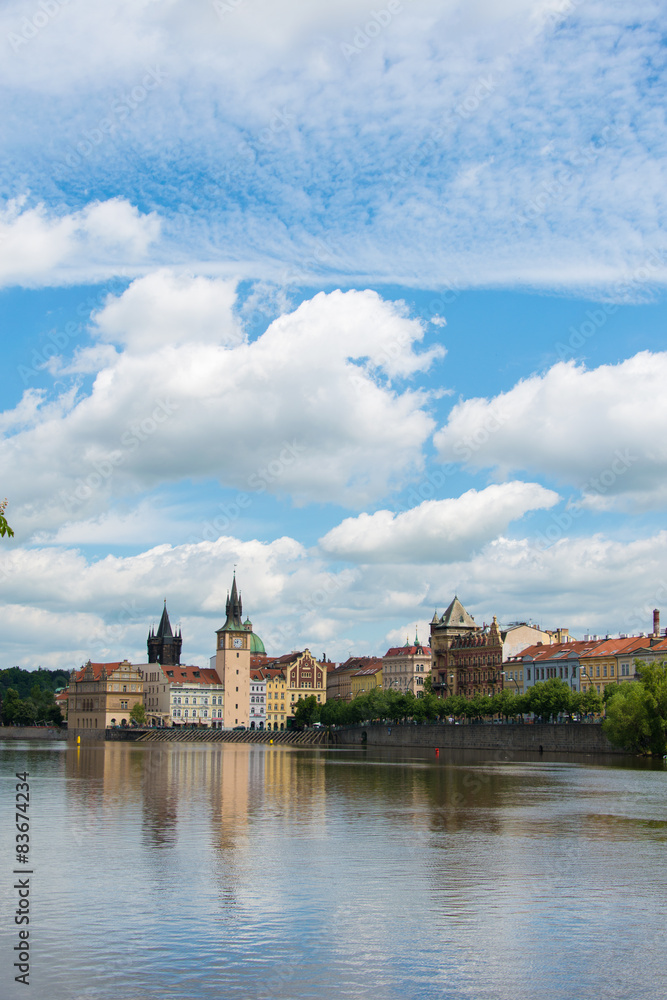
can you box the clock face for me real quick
[233,637,243,649]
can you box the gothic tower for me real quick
[214,574,251,728]
[147,601,182,666]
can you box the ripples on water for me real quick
[1,741,666,1000]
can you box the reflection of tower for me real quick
[214,575,251,728]
[148,601,182,666]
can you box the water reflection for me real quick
[0,741,666,1000]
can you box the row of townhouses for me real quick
[65,582,667,731]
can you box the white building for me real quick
[143,664,225,727]
[249,671,267,729]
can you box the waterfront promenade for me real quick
[1,720,623,753]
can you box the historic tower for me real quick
[147,601,182,666]
[214,574,252,728]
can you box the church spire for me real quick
[147,600,182,665]
[156,599,173,638]
[220,572,244,631]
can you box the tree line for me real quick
[292,677,605,728]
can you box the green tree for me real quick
[1,687,22,724]
[0,498,13,538]
[292,695,319,726]
[603,660,667,755]
[525,679,572,721]
[130,702,147,725]
[580,687,603,718]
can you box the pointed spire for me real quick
[156,601,173,638]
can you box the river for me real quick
[1,740,666,999]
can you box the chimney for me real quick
[653,609,660,638]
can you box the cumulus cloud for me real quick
[319,482,559,563]
[434,352,667,509]
[2,282,443,530]
[0,198,160,287]
[0,532,352,669]
[92,269,242,352]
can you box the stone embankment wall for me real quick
[332,722,624,754]
[0,726,68,740]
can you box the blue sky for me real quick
[1,0,667,670]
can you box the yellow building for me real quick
[264,668,288,731]
[350,664,383,698]
[259,649,328,729]
[327,656,382,701]
[580,637,647,694]
[68,660,144,730]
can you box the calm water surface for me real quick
[1,740,666,1000]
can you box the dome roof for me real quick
[249,631,266,655]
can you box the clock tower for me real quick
[214,574,251,728]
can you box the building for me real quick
[212,574,265,729]
[509,640,604,694]
[264,667,288,730]
[430,597,503,699]
[257,649,328,726]
[382,634,430,696]
[55,688,68,722]
[68,660,144,730]
[579,637,646,694]
[500,623,567,660]
[350,663,384,698]
[249,671,267,729]
[143,663,225,727]
[327,656,382,701]
[147,601,182,666]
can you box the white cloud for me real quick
[2,2,667,292]
[0,198,160,287]
[4,523,667,669]
[434,352,667,509]
[92,268,242,352]
[319,482,559,563]
[2,283,443,530]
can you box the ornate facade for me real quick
[430,597,503,699]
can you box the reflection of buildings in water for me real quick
[65,742,144,847]
[262,748,327,833]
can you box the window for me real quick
[603,665,607,677]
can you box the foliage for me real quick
[523,678,572,721]
[0,498,13,538]
[130,702,147,725]
[292,694,319,726]
[603,660,667,756]
[0,685,62,726]
[0,666,70,700]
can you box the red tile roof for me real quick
[384,646,431,657]
[71,661,124,682]
[159,665,222,685]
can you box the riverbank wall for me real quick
[332,721,624,754]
